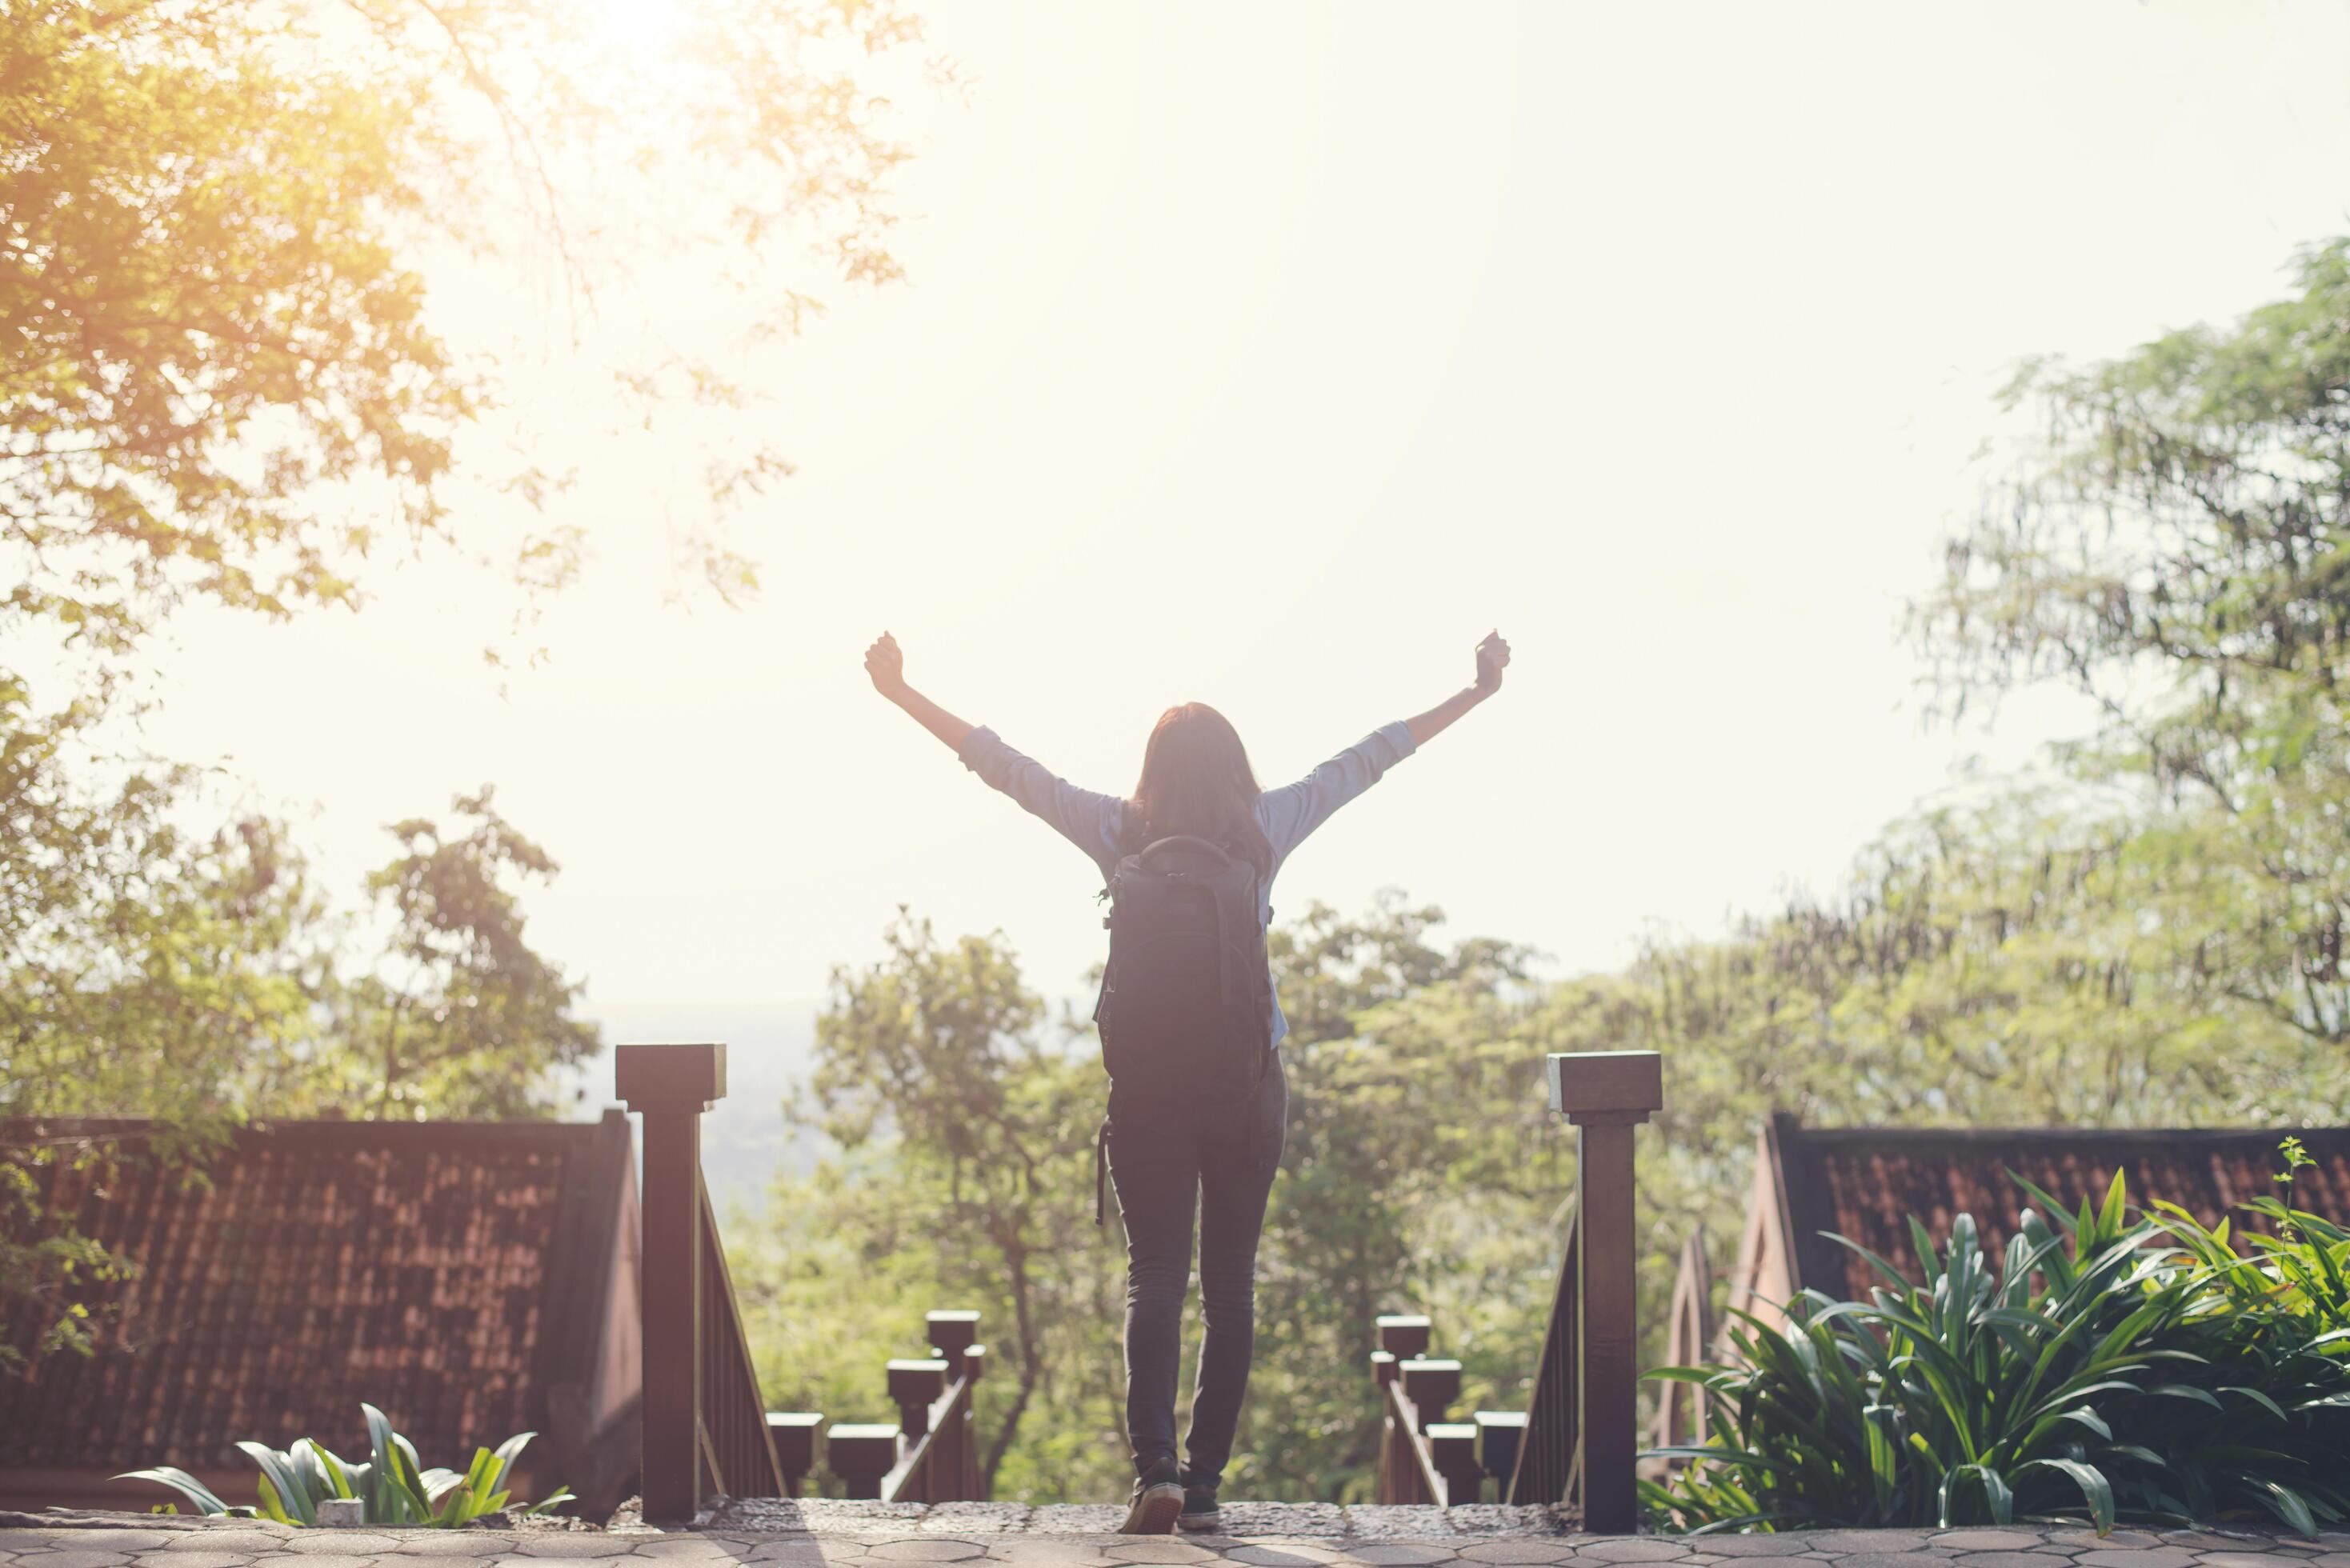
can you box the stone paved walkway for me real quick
[3,1509,2342,1568]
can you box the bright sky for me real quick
[134,1,2350,1018]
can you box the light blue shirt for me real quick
[955,721,1419,1048]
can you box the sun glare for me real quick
[586,0,690,54]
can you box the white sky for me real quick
[130,0,2350,1018]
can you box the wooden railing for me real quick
[1370,1314,1524,1506]
[827,1310,989,1502]
[1379,1050,1660,1534]
[1649,1227,1714,1460]
[619,1042,823,1521]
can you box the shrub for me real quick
[118,1402,573,1527]
[1643,1166,2350,1534]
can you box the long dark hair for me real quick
[1127,702,1274,878]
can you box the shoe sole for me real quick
[1176,1512,1223,1534]
[1119,1482,1185,1534]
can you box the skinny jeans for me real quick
[1103,1053,1288,1485]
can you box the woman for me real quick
[863,629,1512,1531]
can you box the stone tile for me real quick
[1335,1550,1456,1568]
[1575,1546,1685,1565]
[2301,1557,2350,1568]
[40,1538,182,1554]
[288,1540,402,1558]
[866,1547,985,1566]
[1437,1515,1557,1542]
[1802,1538,1937,1557]
[385,1540,511,1558]
[510,1543,637,1559]
[2075,1553,2197,1568]
[1935,1538,2050,1555]
[2049,1541,2160,1556]
[1828,1556,1955,1568]
[976,1542,1117,1567]
[1935,1555,2065,1568]
[1099,1547,1216,1566]
[1452,1548,1571,1567]
[1684,1541,1812,1559]
[18,1552,134,1568]
[2152,1540,2257,1554]
[133,1554,262,1568]
[1223,1550,1343,1568]
[633,1545,754,1562]
[919,1514,1030,1540]
[2200,1557,2305,1568]
[246,1556,374,1568]
[160,1538,296,1558]
[1024,1516,1126,1540]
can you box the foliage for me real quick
[2,0,940,658]
[735,896,1559,1504]
[1644,1169,2350,1534]
[118,1401,571,1526]
[0,765,597,1366]
[1916,236,2350,1051]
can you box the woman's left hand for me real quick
[1475,630,1511,695]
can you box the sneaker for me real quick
[1175,1479,1223,1534]
[1119,1459,1184,1534]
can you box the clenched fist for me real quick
[864,631,908,699]
[1474,630,1512,695]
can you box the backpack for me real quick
[1092,834,1274,1115]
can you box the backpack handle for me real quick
[1135,834,1235,866]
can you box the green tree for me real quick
[1916,237,2350,1049]
[4,0,937,654]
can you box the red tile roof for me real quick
[1768,1112,2350,1303]
[0,1114,639,1503]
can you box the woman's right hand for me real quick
[864,631,908,699]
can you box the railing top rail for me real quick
[883,1366,976,1502]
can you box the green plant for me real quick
[117,1402,573,1527]
[2123,1178,2350,1532]
[1645,1175,2188,1533]
[1644,1162,2350,1536]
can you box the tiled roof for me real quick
[1768,1112,2350,1304]
[0,1113,638,1489]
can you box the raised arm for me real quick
[1257,630,1513,861]
[864,631,1125,874]
[1403,629,1511,747]
[865,631,974,752]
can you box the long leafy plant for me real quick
[118,1402,574,1527]
[1643,1166,2350,1535]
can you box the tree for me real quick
[742,913,1124,1498]
[1916,237,2350,1047]
[4,0,939,658]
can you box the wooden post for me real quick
[766,1413,825,1497]
[1547,1050,1662,1535]
[888,1358,948,1440]
[827,1424,898,1499]
[1399,1357,1461,1433]
[1475,1410,1526,1492]
[618,1042,727,1525]
[1428,1423,1483,1506]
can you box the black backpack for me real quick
[1092,834,1274,1115]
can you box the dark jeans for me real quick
[1103,1052,1287,1486]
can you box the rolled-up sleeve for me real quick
[1256,720,1418,862]
[956,726,1127,877]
